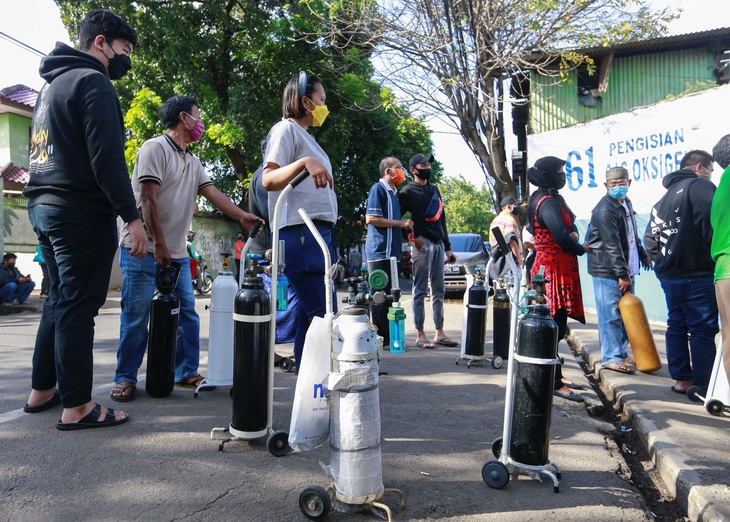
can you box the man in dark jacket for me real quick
[22,9,148,429]
[586,166,650,374]
[0,253,35,304]
[398,153,457,349]
[644,150,718,394]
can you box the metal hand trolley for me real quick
[296,208,404,521]
[209,172,315,456]
[456,267,503,369]
[687,339,730,416]
[481,227,562,493]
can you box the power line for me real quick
[0,30,46,57]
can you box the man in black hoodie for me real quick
[398,153,457,349]
[22,9,148,430]
[644,150,718,394]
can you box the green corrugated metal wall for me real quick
[531,48,718,133]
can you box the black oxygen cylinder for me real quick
[510,304,558,466]
[492,286,511,360]
[464,278,488,357]
[231,277,271,435]
[146,263,182,398]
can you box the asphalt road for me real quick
[0,287,659,521]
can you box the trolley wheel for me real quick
[267,430,290,457]
[299,485,332,521]
[686,385,705,403]
[491,437,503,458]
[229,387,234,399]
[280,357,294,373]
[707,400,725,416]
[482,461,509,489]
[467,360,472,369]
[554,485,560,493]
[492,356,503,369]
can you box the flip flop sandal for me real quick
[416,339,436,349]
[56,403,129,431]
[603,361,635,374]
[435,337,458,347]
[23,390,62,413]
[110,382,136,402]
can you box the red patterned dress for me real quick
[531,195,585,322]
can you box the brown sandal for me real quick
[175,374,206,388]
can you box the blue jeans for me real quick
[659,276,718,390]
[593,276,633,365]
[0,280,35,303]
[115,249,201,384]
[28,204,117,407]
[411,238,446,331]
[280,223,337,372]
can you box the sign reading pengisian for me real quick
[528,85,729,220]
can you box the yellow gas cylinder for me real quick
[618,293,662,373]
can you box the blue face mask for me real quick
[608,186,629,199]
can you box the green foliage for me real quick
[665,80,718,101]
[55,0,433,249]
[440,175,495,238]
[123,88,163,174]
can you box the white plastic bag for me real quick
[288,314,332,452]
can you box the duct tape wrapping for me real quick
[327,360,383,504]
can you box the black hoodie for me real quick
[23,42,139,224]
[643,169,715,278]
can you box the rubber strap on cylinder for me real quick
[232,313,272,323]
[467,304,488,309]
[333,352,378,362]
[513,353,561,365]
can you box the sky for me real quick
[1,0,728,187]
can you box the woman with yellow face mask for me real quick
[261,71,338,372]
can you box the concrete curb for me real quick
[568,331,728,522]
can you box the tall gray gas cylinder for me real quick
[205,268,239,385]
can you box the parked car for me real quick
[444,233,489,295]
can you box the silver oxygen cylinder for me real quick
[325,307,383,504]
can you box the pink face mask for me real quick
[183,112,205,142]
[187,119,205,142]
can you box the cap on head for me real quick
[409,153,435,170]
[500,196,517,207]
[605,166,629,182]
[187,230,194,236]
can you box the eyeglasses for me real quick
[606,180,629,188]
[390,165,404,171]
[182,111,199,123]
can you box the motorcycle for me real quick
[191,258,213,295]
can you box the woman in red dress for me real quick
[526,156,586,402]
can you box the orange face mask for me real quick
[391,167,405,186]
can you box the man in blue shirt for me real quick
[365,157,413,348]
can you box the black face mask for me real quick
[511,207,519,215]
[104,47,132,80]
[416,168,431,180]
